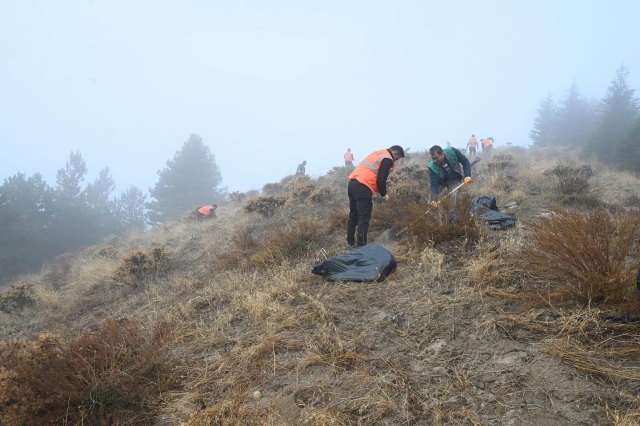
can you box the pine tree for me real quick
[116,186,147,232]
[617,115,640,172]
[55,151,88,203]
[85,168,119,237]
[584,65,639,163]
[0,173,55,279]
[51,151,95,253]
[147,134,225,224]
[530,93,558,147]
[555,82,596,147]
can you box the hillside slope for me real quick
[2,147,640,425]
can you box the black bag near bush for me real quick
[471,196,516,230]
[311,243,397,282]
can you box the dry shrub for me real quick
[418,247,444,276]
[307,186,334,204]
[394,194,480,248]
[0,283,36,313]
[243,196,287,217]
[0,317,182,425]
[227,191,247,203]
[623,194,640,207]
[463,234,526,290]
[486,154,517,174]
[387,164,431,187]
[96,246,119,259]
[607,407,640,426]
[261,181,286,195]
[183,394,267,426]
[250,219,321,268]
[42,256,73,290]
[116,245,170,282]
[523,207,640,307]
[262,174,310,196]
[286,180,317,205]
[317,166,352,187]
[215,221,263,271]
[326,207,348,234]
[545,162,601,206]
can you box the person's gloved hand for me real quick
[464,177,472,184]
[430,201,439,210]
[379,194,389,202]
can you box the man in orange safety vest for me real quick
[481,137,494,156]
[467,135,478,158]
[196,204,217,219]
[344,148,355,166]
[347,145,404,247]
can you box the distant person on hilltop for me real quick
[196,204,217,219]
[296,161,307,176]
[467,134,478,159]
[347,145,404,247]
[481,137,494,156]
[344,148,355,166]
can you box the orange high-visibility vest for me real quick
[468,137,477,147]
[481,138,492,149]
[348,149,395,194]
[344,151,354,162]
[198,205,215,215]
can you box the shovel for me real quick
[396,180,471,237]
[429,181,466,209]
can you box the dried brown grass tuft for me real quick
[307,186,335,204]
[243,196,287,217]
[285,180,317,205]
[115,244,171,284]
[0,283,36,314]
[392,194,481,249]
[0,317,183,425]
[545,162,603,207]
[522,207,640,308]
[250,219,322,268]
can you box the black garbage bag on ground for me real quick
[471,195,498,212]
[311,243,397,282]
[471,196,516,230]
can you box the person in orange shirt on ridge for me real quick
[467,134,478,159]
[344,148,355,166]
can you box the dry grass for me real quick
[250,218,322,268]
[243,196,287,217]
[522,207,640,308]
[5,146,640,424]
[392,194,480,249]
[0,316,184,425]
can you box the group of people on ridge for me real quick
[296,149,355,177]
[345,143,473,248]
[466,135,493,158]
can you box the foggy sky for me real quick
[1,0,639,194]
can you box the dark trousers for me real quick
[345,161,353,166]
[347,179,373,247]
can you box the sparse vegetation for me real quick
[243,195,287,217]
[523,207,640,307]
[4,146,640,424]
[0,317,183,425]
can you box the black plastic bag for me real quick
[471,196,498,213]
[471,196,516,230]
[311,243,397,282]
